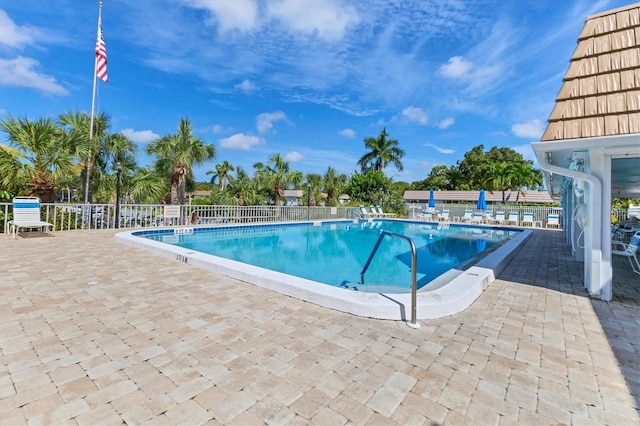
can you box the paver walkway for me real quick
[1,228,638,425]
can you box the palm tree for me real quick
[206,160,235,190]
[129,166,169,204]
[227,166,261,206]
[256,153,302,205]
[58,111,113,202]
[510,162,543,202]
[147,118,216,204]
[305,173,323,206]
[323,166,348,206]
[357,128,404,173]
[484,161,514,204]
[0,116,85,202]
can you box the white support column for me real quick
[586,151,604,299]
[599,155,613,301]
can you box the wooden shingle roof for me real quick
[541,3,640,141]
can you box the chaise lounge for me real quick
[8,196,54,238]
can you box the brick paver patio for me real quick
[1,228,638,425]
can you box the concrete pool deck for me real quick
[1,228,639,424]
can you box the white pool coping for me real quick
[115,221,531,321]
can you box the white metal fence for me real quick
[0,201,631,233]
[0,203,358,233]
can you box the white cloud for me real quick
[120,128,159,144]
[338,128,356,138]
[438,118,455,129]
[267,0,359,41]
[219,133,264,150]
[424,143,455,154]
[439,55,502,94]
[401,107,428,125]
[511,119,544,139]
[0,10,34,48]
[235,79,257,93]
[0,108,7,116]
[439,56,473,79]
[284,151,304,162]
[0,57,67,95]
[256,111,287,134]
[183,0,259,33]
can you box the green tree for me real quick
[304,173,323,206]
[227,166,262,206]
[255,153,302,205]
[0,116,85,202]
[129,166,169,204]
[147,118,216,204]
[58,111,115,202]
[357,128,404,173]
[347,170,393,205]
[323,166,348,206]
[510,162,543,202]
[207,160,235,191]
[484,161,513,204]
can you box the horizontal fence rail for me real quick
[0,201,632,234]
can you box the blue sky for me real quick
[0,0,632,184]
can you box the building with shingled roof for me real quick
[531,2,640,301]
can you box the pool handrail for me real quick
[360,230,420,328]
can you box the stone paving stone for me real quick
[164,398,213,425]
[75,403,122,426]
[1,229,639,425]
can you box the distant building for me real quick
[403,190,553,205]
[283,189,304,206]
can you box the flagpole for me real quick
[84,1,103,204]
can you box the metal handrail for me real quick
[361,230,420,328]
[347,207,364,219]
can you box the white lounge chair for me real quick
[470,212,484,224]
[493,211,506,225]
[612,232,640,275]
[505,212,519,226]
[8,196,54,238]
[360,205,375,218]
[460,209,473,222]
[437,209,450,222]
[375,206,395,217]
[521,212,534,227]
[546,214,561,229]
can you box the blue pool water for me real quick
[141,220,517,293]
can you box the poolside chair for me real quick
[546,213,561,229]
[8,196,54,238]
[359,205,374,218]
[437,209,450,222]
[374,205,393,217]
[505,212,519,226]
[493,211,506,225]
[612,232,640,275]
[470,212,484,224]
[521,212,534,227]
[460,209,473,222]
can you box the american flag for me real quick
[95,18,108,83]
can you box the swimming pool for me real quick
[116,219,531,320]
[141,220,515,293]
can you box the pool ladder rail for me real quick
[361,230,420,328]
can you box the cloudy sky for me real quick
[0,0,631,183]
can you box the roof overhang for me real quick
[531,134,640,199]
